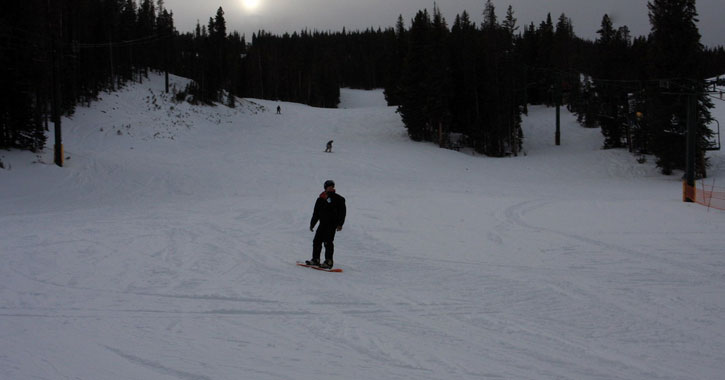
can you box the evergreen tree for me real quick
[646,0,713,175]
[0,0,48,151]
[594,14,629,148]
[502,7,524,156]
[553,13,574,70]
[502,5,519,36]
[477,1,523,156]
[156,3,176,92]
[397,6,455,145]
[482,0,497,30]
[137,0,157,78]
[119,0,139,82]
[449,11,480,143]
[398,10,432,141]
[597,15,615,46]
[383,15,407,106]
[206,7,227,102]
[427,5,453,146]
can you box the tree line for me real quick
[388,0,723,174]
[390,3,526,156]
[569,1,721,176]
[2,0,724,175]
[1,0,177,152]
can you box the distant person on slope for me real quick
[307,180,346,269]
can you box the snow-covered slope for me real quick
[1,73,724,380]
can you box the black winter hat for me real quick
[324,180,335,189]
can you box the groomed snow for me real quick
[1,73,724,380]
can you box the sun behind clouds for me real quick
[241,0,261,12]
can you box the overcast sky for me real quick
[163,0,724,47]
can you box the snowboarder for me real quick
[276,105,281,114]
[325,140,333,152]
[307,180,346,269]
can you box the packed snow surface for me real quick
[1,74,724,380]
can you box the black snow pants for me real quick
[312,225,337,262]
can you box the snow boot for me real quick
[305,258,320,266]
[319,260,333,269]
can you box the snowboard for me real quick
[296,261,343,273]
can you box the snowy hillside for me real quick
[1,73,724,380]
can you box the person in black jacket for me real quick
[307,180,346,269]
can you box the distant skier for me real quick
[307,180,346,269]
[325,140,333,153]
[276,105,281,114]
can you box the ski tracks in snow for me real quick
[3,79,725,380]
[493,199,725,378]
